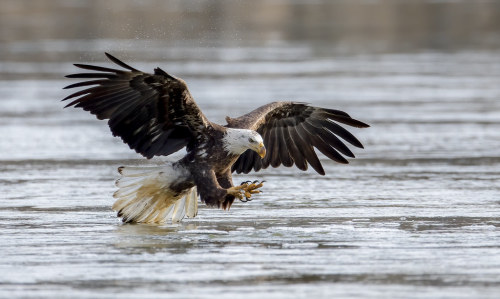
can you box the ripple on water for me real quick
[1,45,500,299]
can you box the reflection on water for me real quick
[1,0,500,298]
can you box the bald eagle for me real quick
[63,53,369,224]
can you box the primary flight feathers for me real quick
[64,53,208,159]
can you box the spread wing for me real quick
[63,53,209,159]
[228,102,369,175]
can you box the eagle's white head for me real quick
[223,128,266,158]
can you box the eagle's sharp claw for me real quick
[227,186,244,199]
[231,180,264,202]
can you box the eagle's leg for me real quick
[226,185,246,200]
[239,180,265,202]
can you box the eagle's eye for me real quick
[248,137,257,143]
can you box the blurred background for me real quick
[1,1,500,298]
[2,0,500,75]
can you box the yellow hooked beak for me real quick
[256,142,266,158]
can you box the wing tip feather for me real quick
[105,52,139,72]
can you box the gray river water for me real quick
[1,1,500,298]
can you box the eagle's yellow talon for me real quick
[227,186,245,199]
[238,180,265,201]
[246,182,263,191]
[229,180,265,202]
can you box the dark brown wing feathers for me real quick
[230,102,369,175]
[63,53,208,159]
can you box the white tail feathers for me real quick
[112,165,197,224]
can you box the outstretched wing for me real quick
[63,53,209,159]
[228,102,369,175]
